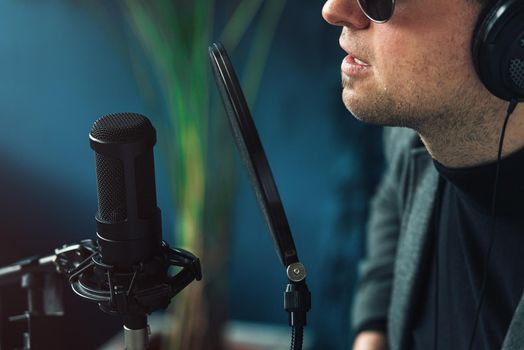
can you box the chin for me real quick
[350,110,391,126]
[342,88,412,128]
[342,89,384,125]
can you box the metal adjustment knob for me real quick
[286,262,307,282]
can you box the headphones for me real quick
[472,0,524,102]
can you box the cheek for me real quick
[373,24,477,97]
[372,29,422,94]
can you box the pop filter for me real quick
[208,42,300,270]
[209,42,311,350]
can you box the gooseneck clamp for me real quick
[285,263,311,350]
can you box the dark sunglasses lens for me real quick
[358,0,393,22]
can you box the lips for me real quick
[339,39,371,66]
[353,56,370,66]
[339,41,372,78]
[342,55,371,77]
[342,50,370,66]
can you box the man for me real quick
[322,0,524,349]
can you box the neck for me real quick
[419,101,524,168]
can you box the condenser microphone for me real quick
[89,113,162,270]
[0,113,201,350]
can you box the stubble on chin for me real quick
[340,73,404,127]
[340,68,447,133]
[340,74,362,118]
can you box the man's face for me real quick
[322,0,494,131]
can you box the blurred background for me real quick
[0,1,384,349]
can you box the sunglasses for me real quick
[357,0,396,23]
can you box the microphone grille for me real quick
[96,153,127,221]
[90,113,154,143]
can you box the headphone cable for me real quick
[466,99,518,350]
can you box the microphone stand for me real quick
[123,315,149,350]
[0,243,86,350]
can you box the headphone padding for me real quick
[472,0,524,101]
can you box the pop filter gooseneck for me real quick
[209,42,311,350]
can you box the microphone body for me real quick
[89,113,162,270]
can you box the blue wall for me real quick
[0,1,384,349]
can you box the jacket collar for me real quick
[389,147,439,350]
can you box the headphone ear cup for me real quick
[472,0,524,102]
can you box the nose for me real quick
[322,0,370,29]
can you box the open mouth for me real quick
[342,55,372,77]
[353,57,370,66]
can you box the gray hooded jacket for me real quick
[351,127,524,350]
